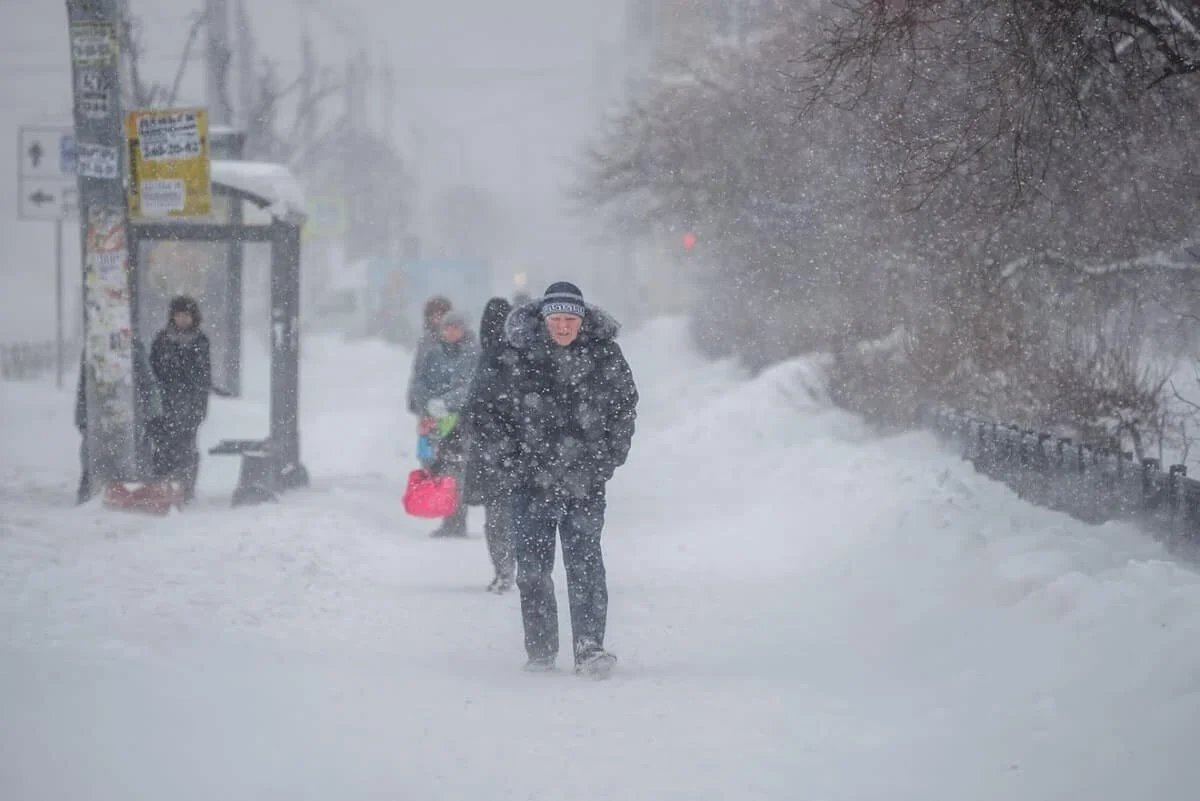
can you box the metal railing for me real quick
[0,340,75,383]
[921,405,1200,556]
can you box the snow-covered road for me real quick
[3,320,1199,800]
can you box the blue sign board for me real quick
[60,134,77,176]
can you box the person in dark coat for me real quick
[149,295,211,502]
[463,297,516,592]
[470,281,638,676]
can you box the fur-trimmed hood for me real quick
[168,295,202,327]
[503,299,621,352]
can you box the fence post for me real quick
[1167,465,1187,547]
[0,339,72,382]
[1116,450,1133,516]
[1073,444,1088,520]
[1005,425,1020,486]
[1142,457,1162,519]
[1029,432,1050,505]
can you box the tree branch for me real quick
[166,13,206,107]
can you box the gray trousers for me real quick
[513,487,608,662]
[485,496,515,580]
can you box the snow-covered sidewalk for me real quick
[2,320,1199,800]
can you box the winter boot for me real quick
[431,502,468,538]
[181,447,199,503]
[523,655,557,673]
[574,639,617,679]
[76,472,93,506]
[430,520,467,538]
[487,572,515,593]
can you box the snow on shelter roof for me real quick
[209,160,306,224]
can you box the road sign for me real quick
[20,178,79,221]
[60,134,77,174]
[125,107,212,219]
[18,124,78,221]
[19,125,75,178]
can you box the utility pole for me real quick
[382,60,399,258]
[234,0,255,134]
[206,0,233,126]
[344,53,362,133]
[382,60,395,142]
[340,54,358,265]
[65,0,143,484]
[361,49,373,134]
[293,30,314,162]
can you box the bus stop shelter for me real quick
[129,160,309,505]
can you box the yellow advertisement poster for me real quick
[125,107,212,219]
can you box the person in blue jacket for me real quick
[409,309,480,537]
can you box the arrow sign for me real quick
[18,177,77,221]
[19,125,76,179]
[17,125,79,220]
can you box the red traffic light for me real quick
[681,231,697,250]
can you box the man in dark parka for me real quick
[471,281,638,676]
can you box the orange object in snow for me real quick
[403,469,458,518]
[103,480,185,515]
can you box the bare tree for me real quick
[576,22,920,361]
[115,7,414,265]
[118,9,206,108]
[576,0,1190,440]
[792,0,1200,212]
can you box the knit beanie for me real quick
[540,281,585,319]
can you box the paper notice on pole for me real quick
[77,68,113,120]
[83,204,137,471]
[76,141,120,179]
[70,22,118,66]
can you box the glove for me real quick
[426,397,448,419]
